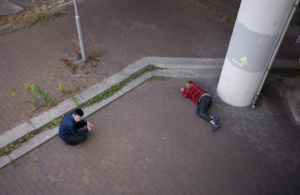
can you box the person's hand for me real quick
[87,121,94,128]
[87,121,94,132]
[181,88,184,92]
[87,125,93,132]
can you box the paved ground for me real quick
[0,0,300,194]
[0,0,299,134]
[0,78,299,194]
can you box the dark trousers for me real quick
[196,96,212,123]
[63,123,87,145]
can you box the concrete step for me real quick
[154,69,221,79]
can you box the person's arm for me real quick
[69,123,88,136]
[77,120,87,127]
[181,87,192,98]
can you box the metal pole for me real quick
[251,0,300,107]
[73,0,87,64]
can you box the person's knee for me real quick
[81,134,87,142]
[198,111,206,118]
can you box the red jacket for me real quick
[182,84,205,105]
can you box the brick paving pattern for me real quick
[1,0,299,133]
[0,78,299,194]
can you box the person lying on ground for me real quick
[181,81,220,132]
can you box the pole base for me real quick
[82,59,88,64]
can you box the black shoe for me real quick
[65,141,78,146]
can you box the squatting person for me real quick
[59,108,94,146]
[181,81,220,131]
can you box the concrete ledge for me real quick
[154,69,221,79]
[165,57,218,66]
[30,98,78,130]
[150,57,224,69]
[122,57,150,74]
[147,57,166,66]
[216,58,225,66]
[75,82,110,104]
[121,72,153,93]
[84,90,125,118]
[0,155,10,169]
[102,70,131,86]
[0,122,35,150]
[9,127,58,161]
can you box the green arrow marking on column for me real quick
[232,56,247,67]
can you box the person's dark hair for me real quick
[74,109,84,117]
[187,81,194,85]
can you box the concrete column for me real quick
[217,0,295,107]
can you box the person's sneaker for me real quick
[212,117,219,124]
[212,124,220,132]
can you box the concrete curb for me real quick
[0,57,298,169]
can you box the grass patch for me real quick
[22,83,56,107]
[270,68,300,77]
[53,11,67,17]
[88,65,159,106]
[149,76,170,82]
[33,13,48,22]
[42,115,64,131]
[58,82,68,94]
[71,97,80,106]
[0,134,34,156]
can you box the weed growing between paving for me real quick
[42,115,64,131]
[33,13,48,22]
[61,58,78,74]
[71,34,103,67]
[149,76,170,82]
[22,83,56,107]
[0,115,65,157]
[71,97,80,106]
[53,11,67,17]
[58,82,68,94]
[57,82,80,95]
[0,134,34,156]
